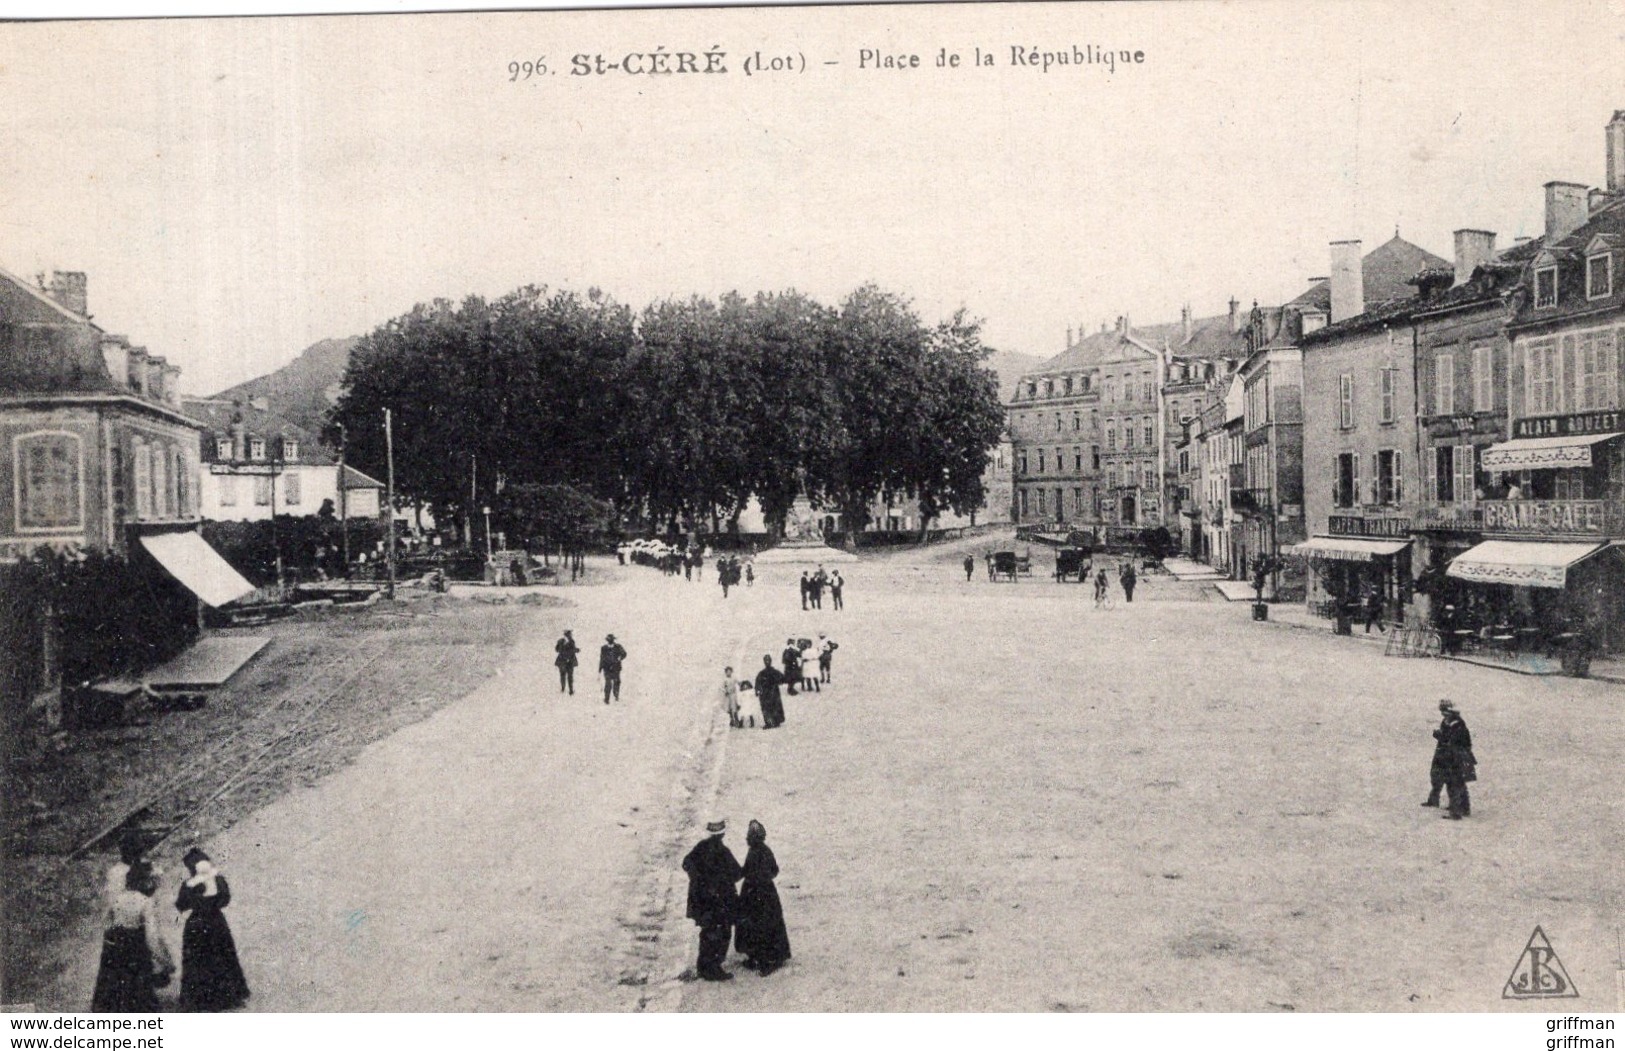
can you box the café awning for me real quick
[139,531,256,607]
[1481,433,1622,471]
[1285,536,1411,562]
[1445,539,1608,589]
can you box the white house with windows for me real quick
[183,397,384,522]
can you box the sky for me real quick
[3,0,1624,396]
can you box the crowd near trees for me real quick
[328,284,1006,543]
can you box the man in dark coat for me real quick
[829,570,844,610]
[1423,699,1475,819]
[554,629,580,695]
[963,554,976,582]
[781,639,801,696]
[799,571,811,610]
[755,656,785,729]
[1121,562,1137,603]
[599,634,627,705]
[682,819,743,981]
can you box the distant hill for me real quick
[210,336,358,440]
[986,349,1044,401]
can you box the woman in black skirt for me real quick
[91,861,173,1011]
[175,848,250,1011]
[734,820,791,976]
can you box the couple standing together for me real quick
[681,819,792,981]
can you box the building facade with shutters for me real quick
[0,267,204,561]
[184,397,384,523]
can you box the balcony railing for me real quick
[1230,488,1272,517]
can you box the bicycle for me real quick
[1093,587,1115,610]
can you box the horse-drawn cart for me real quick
[1054,547,1091,582]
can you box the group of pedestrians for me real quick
[555,629,628,704]
[798,566,843,611]
[716,554,748,597]
[681,818,791,981]
[93,835,249,1013]
[723,634,837,731]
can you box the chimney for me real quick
[1181,305,1193,342]
[1066,326,1073,347]
[1116,314,1129,336]
[128,347,150,396]
[162,364,182,408]
[1544,181,1590,243]
[145,357,165,402]
[44,271,88,317]
[1452,229,1496,286]
[1329,240,1364,323]
[100,336,128,388]
[1228,297,1240,332]
[1608,110,1625,194]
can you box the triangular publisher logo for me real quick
[1503,926,1579,999]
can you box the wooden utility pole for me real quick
[385,408,396,599]
[337,422,350,576]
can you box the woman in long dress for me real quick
[733,820,791,975]
[91,861,173,1011]
[175,848,250,1011]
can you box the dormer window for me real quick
[249,437,266,461]
[1044,379,1054,397]
[1587,253,1612,300]
[1534,265,1558,309]
[215,437,232,460]
[1064,377,1074,395]
[1026,382,1037,399]
[282,439,299,462]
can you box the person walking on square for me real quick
[734,820,792,976]
[722,667,742,728]
[964,554,976,582]
[1093,567,1110,605]
[1424,699,1475,819]
[599,634,627,705]
[554,630,580,695]
[174,848,250,1012]
[798,639,819,693]
[755,655,786,729]
[809,569,825,609]
[91,861,173,1012]
[830,570,844,610]
[1363,583,1385,634]
[1120,561,1137,603]
[799,571,811,610]
[682,820,743,981]
[817,633,837,685]
[781,639,802,696]
[745,561,754,588]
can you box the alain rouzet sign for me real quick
[1326,514,1412,538]
[1511,411,1623,438]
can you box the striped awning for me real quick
[1481,433,1622,471]
[1285,536,1412,562]
[1445,539,1608,589]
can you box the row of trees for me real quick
[329,284,1006,542]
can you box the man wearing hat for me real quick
[599,634,627,705]
[682,819,743,981]
[1424,699,1475,818]
[554,630,580,695]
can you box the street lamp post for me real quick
[483,506,493,562]
[269,448,285,590]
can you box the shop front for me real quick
[1441,538,1622,656]
[1289,514,1413,629]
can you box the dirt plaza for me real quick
[24,533,1620,1012]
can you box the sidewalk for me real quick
[1160,556,1223,581]
[1236,599,1625,684]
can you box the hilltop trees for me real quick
[328,283,1005,544]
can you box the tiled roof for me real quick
[183,397,337,466]
[1284,235,1449,316]
[0,265,120,396]
[1508,197,1625,329]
